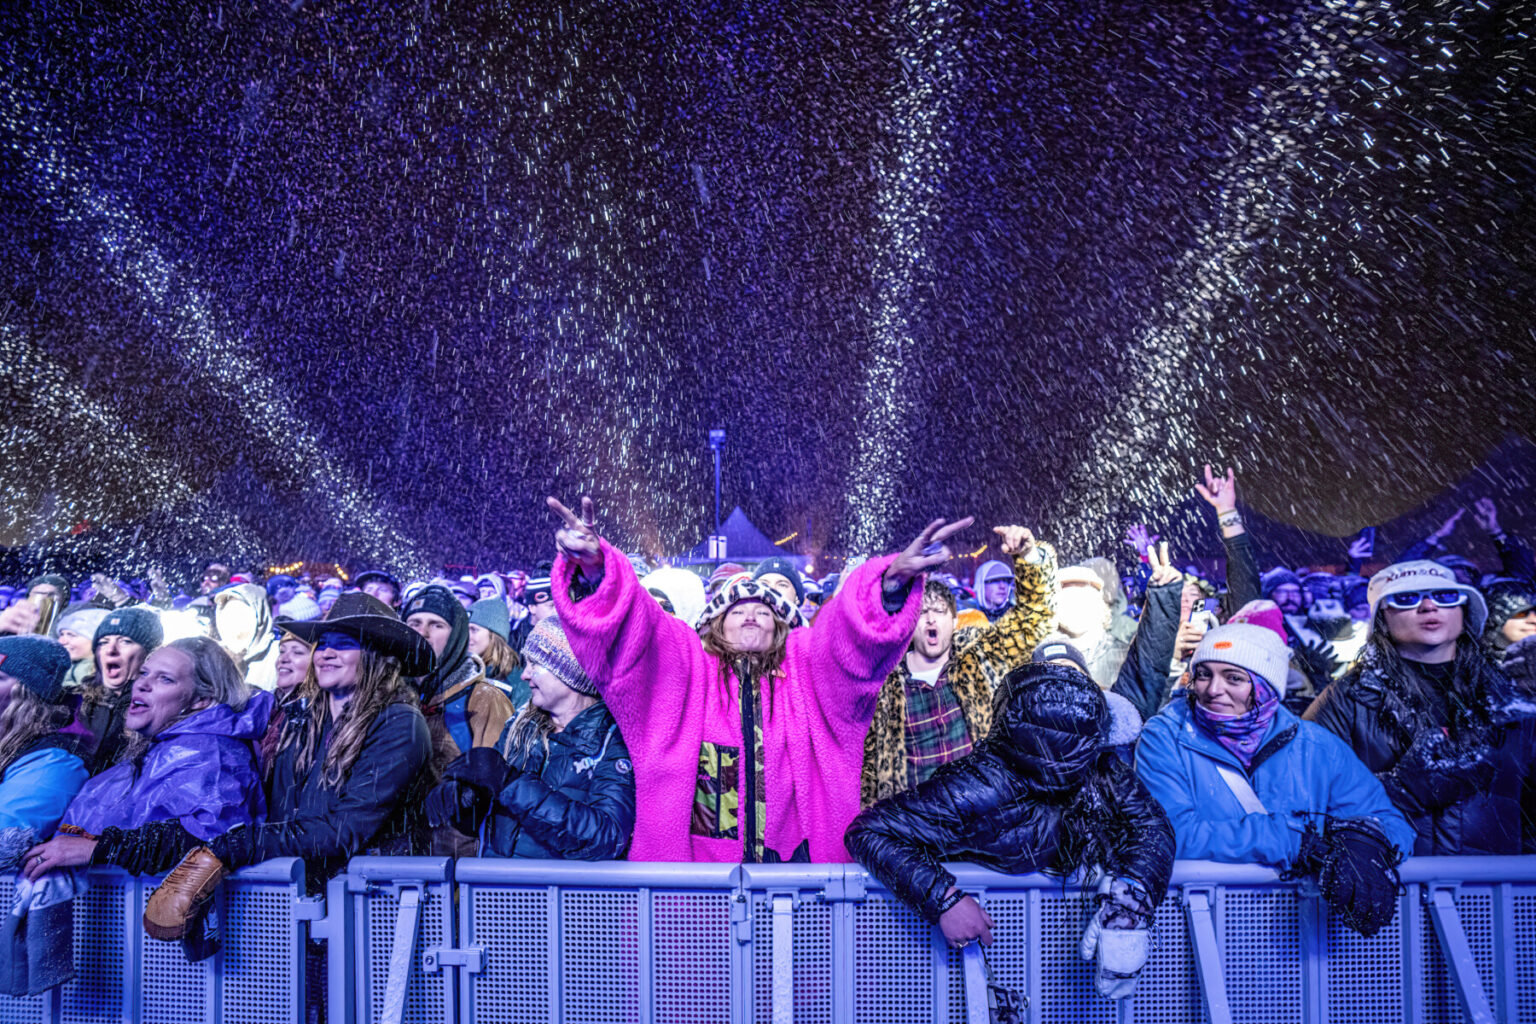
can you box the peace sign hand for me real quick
[1146,541,1181,586]
[883,516,976,592]
[547,496,604,572]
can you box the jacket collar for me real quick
[1172,698,1298,771]
[548,703,612,755]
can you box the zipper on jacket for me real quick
[739,661,759,864]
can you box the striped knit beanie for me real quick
[522,616,597,696]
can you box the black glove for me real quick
[92,821,202,875]
[1289,817,1402,937]
[428,747,514,831]
[209,823,260,870]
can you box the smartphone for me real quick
[1356,526,1376,554]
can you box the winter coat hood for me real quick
[214,583,276,666]
[992,662,1108,798]
[973,560,1013,612]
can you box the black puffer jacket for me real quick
[1304,645,1536,856]
[846,664,1175,923]
[483,702,635,859]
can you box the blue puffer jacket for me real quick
[483,702,635,860]
[1135,698,1415,867]
[60,691,272,841]
[0,737,89,869]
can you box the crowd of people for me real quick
[0,469,1533,1004]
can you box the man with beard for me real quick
[861,526,1057,806]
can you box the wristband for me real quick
[937,888,968,915]
[1217,510,1243,529]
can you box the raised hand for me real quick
[1146,542,1181,587]
[1194,464,1237,514]
[883,516,976,592]
[1472,498,1501,535]
[1429,508,1465,543]
[1346,533,1374,561]
[548,496,603,572]
[993,525,1036,557]
[1124,523,1159,558]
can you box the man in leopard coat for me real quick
[861,526,1057,806]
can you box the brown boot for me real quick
[143,847,229,941]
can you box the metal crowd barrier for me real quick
[0,858,308,1024]
[4,856,1536,1023]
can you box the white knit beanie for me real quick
[1190,623,1292,697]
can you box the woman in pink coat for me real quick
[548,497,971,863]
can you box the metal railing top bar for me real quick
[452,858,743,888]
[344,855,452,885]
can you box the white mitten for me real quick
[1079,875,1151,1001]
[1092,926,1149,1000]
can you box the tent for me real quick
[681,507,807,567]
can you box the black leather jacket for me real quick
[846,663,1175,923]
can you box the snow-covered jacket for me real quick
[484,702,635,859]
[1135,699,1415,866]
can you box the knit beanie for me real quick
[52,602,111,643]
[469,599,512,642]
[695,577,799,631]
[276,592,323,622]
[1225,600,1288,644]
[26,574,70,599]
[522,617,597,696]
[1260,568,1304,599]
[93,606,163,652]
[1190,623,1291,697]
[0,635,72,703]
[753,557,805,603]
[1032,637,1091,679]
[707,562,747,594]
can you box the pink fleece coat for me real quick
[553,543,921,862]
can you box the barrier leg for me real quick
[1425,885,1494,1024]
[961,943,988,1024]
[771,893,795,1024]
[1183,887,1233,1024]
[379,884,423,1024]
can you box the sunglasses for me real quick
[525,592,552,605]
[1382,590,1468,611]
[314,632,363,651]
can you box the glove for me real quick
[142,847,228,941]
[1079,876,1152,1001]
[1316,818,1402,937]
[209,822,260,870]
[443,746,514,792]
[428,747,514,831]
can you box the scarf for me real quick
[1190,672,1280,769]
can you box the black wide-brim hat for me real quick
[283,593,435,676]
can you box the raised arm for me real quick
[1195,464,1261,612]
[546,497,702,726]
[803,516,973,715]
[964,528,1057,668]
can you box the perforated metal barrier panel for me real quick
[7,856,1536,1022]
[0,859,305,1024]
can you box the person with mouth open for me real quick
[77,607,164,773]
[22,637,270,887]
[861,525,1058,807]
[1305,560,1536,855]
[546,495,970,864]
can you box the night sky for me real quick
[2,0,1533,581]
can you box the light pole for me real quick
[709,428,725,555]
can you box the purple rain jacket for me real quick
[59,690,273,841]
